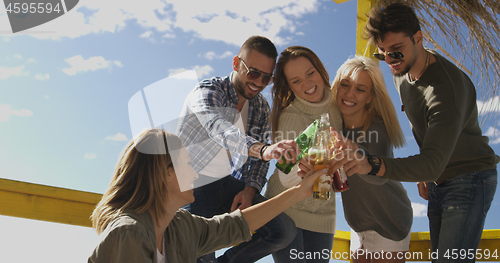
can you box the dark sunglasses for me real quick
[373,37,414,61]
[238,57,274,85]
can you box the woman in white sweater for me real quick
[265,46,343,263]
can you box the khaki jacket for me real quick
[88,209,252,263]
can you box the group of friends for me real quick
[88,3,498,263]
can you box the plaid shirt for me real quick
[177,72,270,191]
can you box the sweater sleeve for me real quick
[383,108,463,182]
[184,210,252,257]
[383,71,469,182]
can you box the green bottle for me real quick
[276,119,318,174]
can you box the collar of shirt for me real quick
[227,71,240,106]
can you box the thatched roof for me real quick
[376,0,500,124]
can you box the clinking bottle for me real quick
[308,113,334,200]
[332,166,349,192]
[276,120,318,174]
[308,113,349,200]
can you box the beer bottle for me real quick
[309,113,334,200]
[276,120,318,174]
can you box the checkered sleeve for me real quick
[188,81,258,157]
[242,98,271,191]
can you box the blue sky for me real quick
[0,0,499,262]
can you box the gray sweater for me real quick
[264,87,343,234]
[384,50,499,182]
[342,117,413,241]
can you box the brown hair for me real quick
[271,46,330,142]
[91,129,182,234]
[238,35,278,60]
[365,2,421,45]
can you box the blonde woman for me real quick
[88,128,325,263]
[265,46,343,263]
[331,56,412,263]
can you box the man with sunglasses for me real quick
[327,3,498,262]
[177,35,299,263]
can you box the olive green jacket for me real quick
[88,209,252,263]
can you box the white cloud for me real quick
[1,0,172,40]
[411,202,427,217]
[477,96,500,115]
[169,65,214,80]
[0,104,33,122]
[483,126,500,144]
[0,66,29,79]
[105,133,128,141]
[5,54,36,63]
[167,69,199,80]
[139,31,157,43]
[35,74,50,80]
[139,31,153,39]
[162,32,176,39]
[62,55,123,76]
[4,0,321,46]
[202,51,233,61]
[84,153,97,159]
[193,65,214,78]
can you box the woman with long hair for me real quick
[88,128,325,263]
[265,46,343,263]
[331,56,412,263]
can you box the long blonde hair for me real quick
[91,129,182,234]
[271,46,330,142]
[331,56,405,148]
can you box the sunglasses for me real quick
[238,57,274,85]
[373,37,414,61]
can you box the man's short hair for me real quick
[239,35,278,60]
[365,2,421,44]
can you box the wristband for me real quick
[260,144,270,162]
[366,155,382,176]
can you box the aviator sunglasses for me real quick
[373,37,414,61]
[238,57,274,85]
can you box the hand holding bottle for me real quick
[328,127,377,177]
[299,125,350,193]
[261,139,300,164]
[276,120,318,173]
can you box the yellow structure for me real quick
[1,178,499,261]
[0,178,100,227]
[333,0,378,58]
